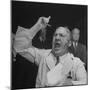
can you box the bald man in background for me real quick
[69,28,87,70]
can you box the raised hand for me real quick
[36,16,51,29]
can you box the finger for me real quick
[45,16,51,23]
[48,16,51,20]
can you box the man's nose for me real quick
[56,34,60,39]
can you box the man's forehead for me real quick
[73,28,80,33]
[55,27,68,35]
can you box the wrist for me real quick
[31,22,42,32]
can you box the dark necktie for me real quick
[55,56,59,65]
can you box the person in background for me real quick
[14,16,87,88]
[69,28,87,70]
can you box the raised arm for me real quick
[14,16,51,64]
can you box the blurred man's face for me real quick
[72,28,80,41]
[52,27,70,56]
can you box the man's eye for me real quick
[60,34,64,37]
[54,34,57,36]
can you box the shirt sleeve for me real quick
[14,26,33,51]
[17,47,45,64]
[14,26,45,64]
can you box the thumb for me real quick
[48,16,51,20]
[45,16,51,23]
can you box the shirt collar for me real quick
[73,41,78,47]
[46,51,70,70]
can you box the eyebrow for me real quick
[54,33,66,36]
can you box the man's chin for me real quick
[52,47,65,56]
[53,48,61,54]
[53,50,62,57]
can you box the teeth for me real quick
[55,43,60,48]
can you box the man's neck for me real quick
[52,49,68,57]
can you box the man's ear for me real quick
[65,40,71,48]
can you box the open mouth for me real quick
[54,42,61,49]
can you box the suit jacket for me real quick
[69,42,87,67]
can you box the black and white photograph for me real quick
[11,0,88,89]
